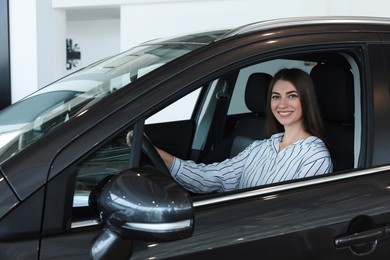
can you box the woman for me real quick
[155,68,333,193]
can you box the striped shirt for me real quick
[170,133,333,193]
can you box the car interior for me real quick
[148,53,359,172]
[310,63,355,171]
[71,49,362,223]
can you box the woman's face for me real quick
[270,79,303,129]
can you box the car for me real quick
[1,16,390,259]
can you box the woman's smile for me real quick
[277,110,293,117]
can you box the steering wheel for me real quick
[141,133,171,176]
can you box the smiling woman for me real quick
[148,68,333,193]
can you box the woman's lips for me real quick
[277,111,293,117]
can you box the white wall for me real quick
[9,0,39,102]
[9,0,66,102]
[119,0,390,50]
[9,0,390,102]
[51,9,67,83]
[120,0,319,50]
[66,19,120,73]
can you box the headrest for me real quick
[245,72,272,116]
[310,64,354,123]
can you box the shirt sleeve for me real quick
[294,143,333,179]
[169,146,252,193]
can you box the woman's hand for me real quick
[126,129,174,170]
[126,130,133,147]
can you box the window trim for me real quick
[193,165,390,208]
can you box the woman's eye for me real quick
[271,95,280,99]
[288,94,299,99]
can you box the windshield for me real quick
[0,31,225,163]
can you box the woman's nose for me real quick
[277,97,288,107]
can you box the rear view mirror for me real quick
[91,166,194,260]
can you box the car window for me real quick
[72,88,201,213]
[71,49,363,226]
[0,41,205,163]
[73,128,131,211]
[146,89,201,124]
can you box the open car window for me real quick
[71,49,362,225]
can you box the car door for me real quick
[38,30,390,259]
[127,43,390,259]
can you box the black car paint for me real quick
[0,171,17,219]
[1,19,390,259]
[138,171,390,259]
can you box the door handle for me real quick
[335,225,390,248]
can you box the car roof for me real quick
[219,16,390,39]
[140,16,390,47]
[142,30,230,46]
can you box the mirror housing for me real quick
[91,166,194,259]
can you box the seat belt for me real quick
[203,79,231,152]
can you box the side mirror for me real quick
[91,166,194,260]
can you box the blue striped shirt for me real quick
[170,133,333,193]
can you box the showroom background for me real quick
[3,0,390,106]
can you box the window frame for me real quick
[46,36,367,230]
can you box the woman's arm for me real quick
[156,147,174,170]
[295,146,333,178]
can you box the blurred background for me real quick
[2,0,390,108]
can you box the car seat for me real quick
[202,72,272,163]
[310,63,355,172]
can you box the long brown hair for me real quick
[265,68,325,141]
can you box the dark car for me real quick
[2,16,390,259]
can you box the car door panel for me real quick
[0,240,39,260]
[0,189,44,259]
[128,168,390,259]
[0,171,18,219]
[39,230,100,260]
